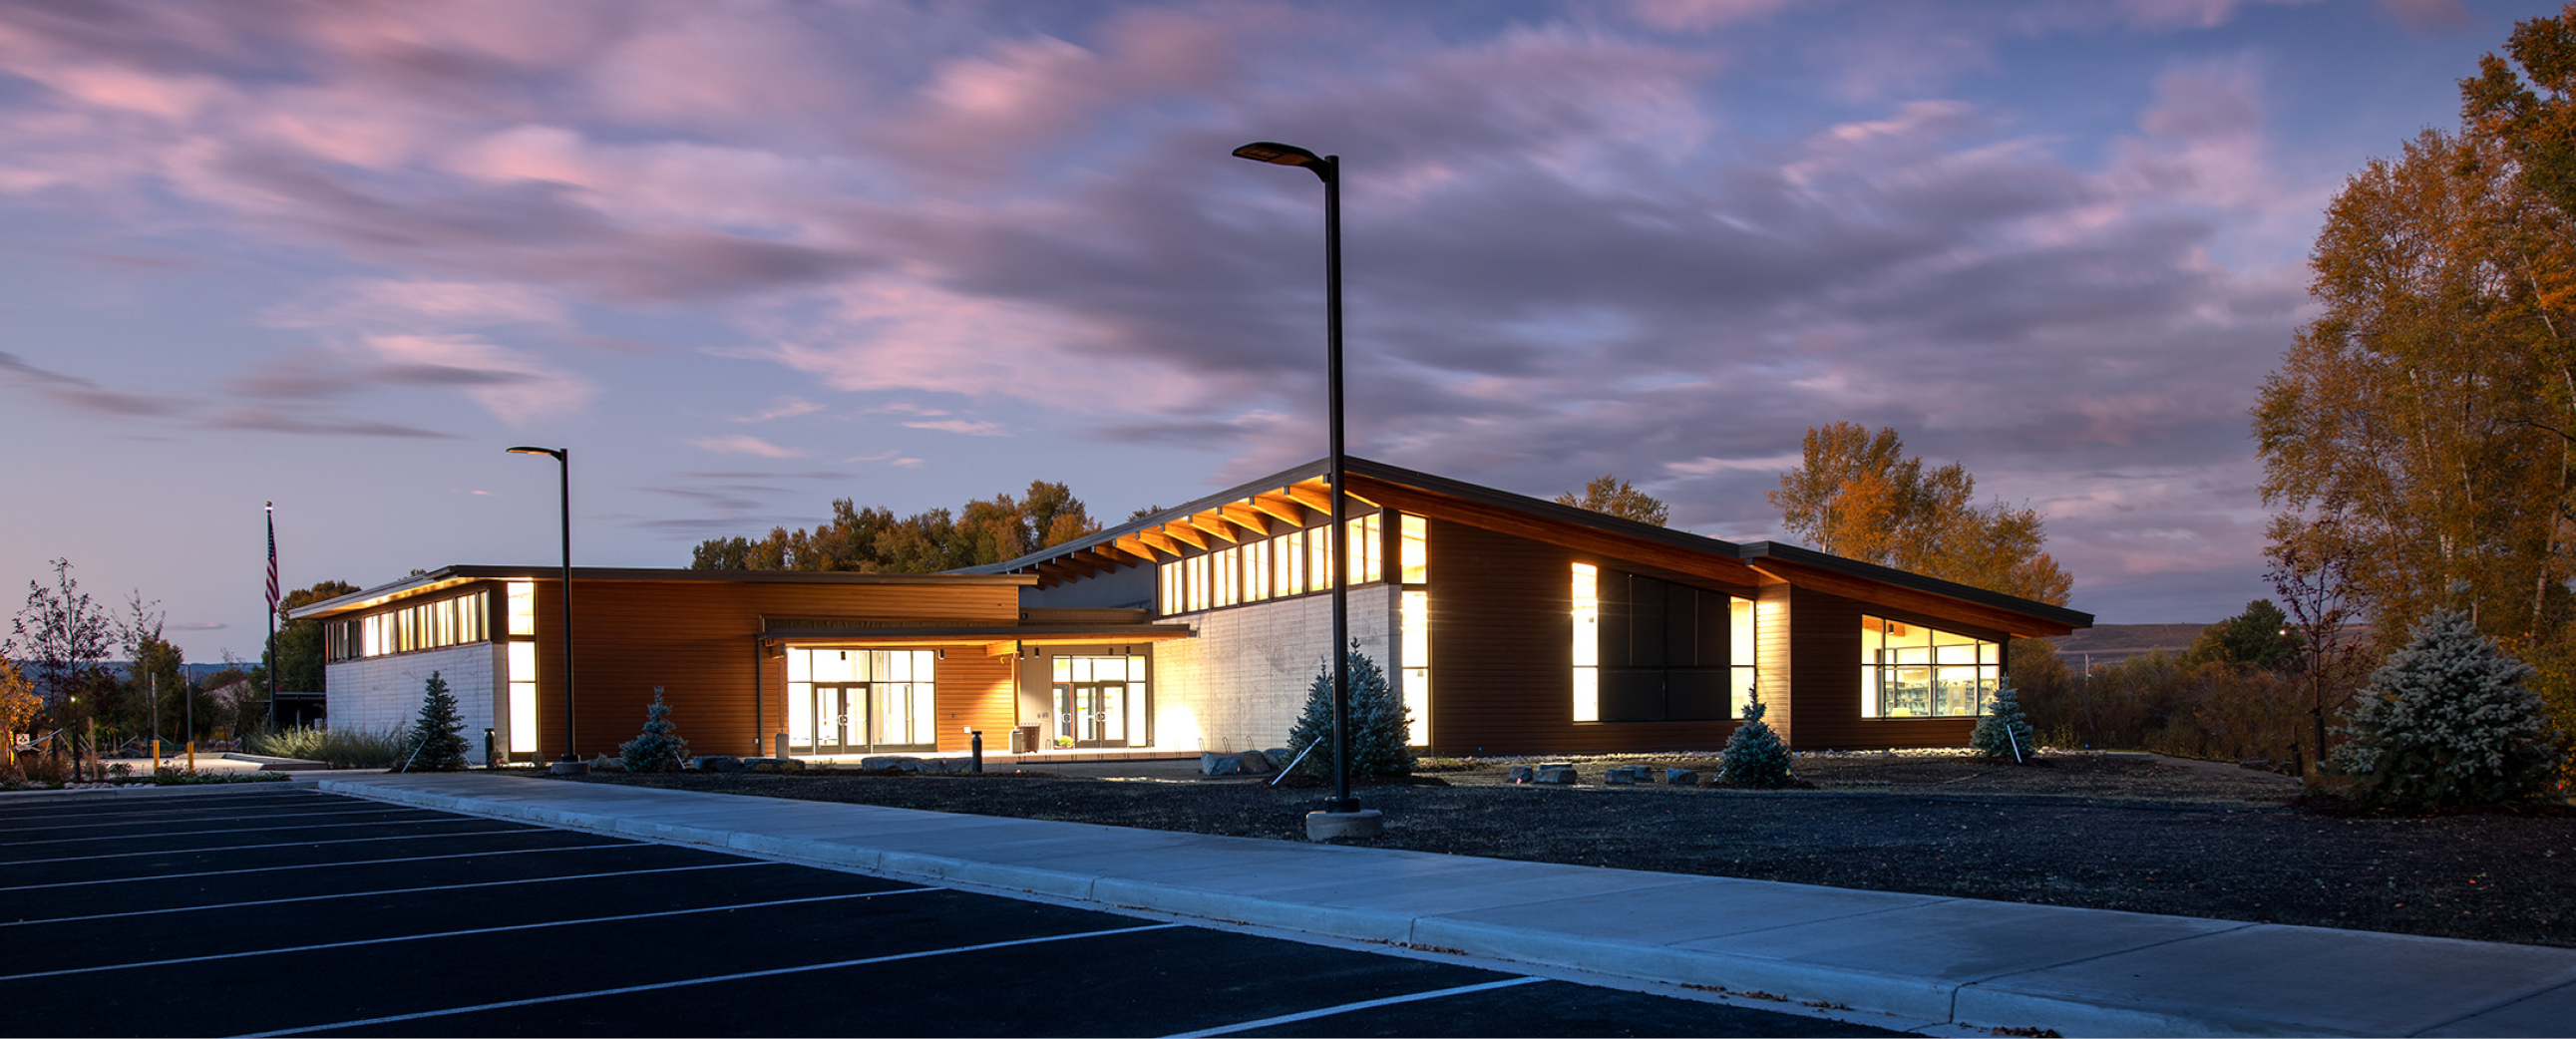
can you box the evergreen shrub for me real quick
[1284,643,1411,781]
[619,688,690,773]
[1969,684,2037,763]
[2329,608,2567,807]
[1718,697,1794,787]
[405,671,471,772]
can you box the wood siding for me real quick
[1424,518,1736,755]
[527,579,1020,758]
[1777,587,2013,750]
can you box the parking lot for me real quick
[1,785,1896,1037]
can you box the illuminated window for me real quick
[1276,529,1301,597]
[785,648,938,752]
[1572,563,1599,722]
[329,590,493,662]
[507,581,535,636]
[507,640,538,755]
[1859,615,1998,718]
[1308,523,1331,592]
[1246,538,1271,602]
[1401,590,1430,746]
[1344,513,1382,585]
[1399,515,1427,584]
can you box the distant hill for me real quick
[2044,624,2207,669]
[2043,621,2375,670]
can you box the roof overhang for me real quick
[287,564,1037,621]
[759,621,1194,656]
[967,454,2091,636]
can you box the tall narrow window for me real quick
[1401,589,1430,747]
[1308,523,1331,592]
[1344,513,1381,584]
[507,640,538,755]
[1399,514,1427,584]
[1246,537,1271,602]
[1572,562,1599,722]
[1730,596,1757,718]
[507,581,536,636]
[1276,529,1301,597]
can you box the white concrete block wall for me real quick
[322,643,504,765]
[1151,585,1395,753]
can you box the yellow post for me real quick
[186,741,195,772]
[152,738,162,767]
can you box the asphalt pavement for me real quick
[0,783,1897,1037]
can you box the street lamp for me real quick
[506,445,578,770]
[1234,140,1381,840]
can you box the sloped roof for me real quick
[966,455,2092,637]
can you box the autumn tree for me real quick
[1554,474,1670,526]
[1768,423,2072,605]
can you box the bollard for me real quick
[969,730,983,773]
[774,732,789,760]
[484,728,498,770]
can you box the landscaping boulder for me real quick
[1508,765,1535,784]
[689,755,744,773]
[1665,768,1699,786]
[1533,766,1578,785]
[743,757,806,773]
[1201,752,1248,777]
[1604,768,1637,786]
[1237,749,1274,773]
[860,755,923,773]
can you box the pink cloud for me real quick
[687,434,808,459]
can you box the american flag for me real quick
[265,503,279,614]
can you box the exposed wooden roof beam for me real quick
[1111,535,1168,562]
[1217,504,1278,537]
[1285,484,1333,513]
[1076,546,1131,572]
[1249,492,1314,525]
[1053,552,1102,579]
[1180,513,1240,544]
[1141,528,1193,555]
[1158,522,1209,551]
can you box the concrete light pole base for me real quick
[1304,808,1383,842]
[549,760,589,776]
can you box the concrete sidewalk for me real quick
[317,772,2575,1038]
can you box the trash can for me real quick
[1008,727,1029,754]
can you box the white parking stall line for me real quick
[6,816,497,847]
[2,829,544,866]
[1161,976,1551,1038]
[2,888,945,981]
[1,861,779,927]
[3,806,435,835]
[0,842,638,892]
[234,923,1186,1038]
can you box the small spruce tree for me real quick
[1718,696,1794,787]
[1284,643,1411,781]
[405,671,470,772]
[2329,608,2567,807]
[1968,684,2036,763]
[619,688,690,773]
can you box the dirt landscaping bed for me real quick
[568,750,2576,949]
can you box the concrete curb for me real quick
[318,774,2576,1038]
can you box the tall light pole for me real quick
[506,446,577,768]
[1234,141,1380,839]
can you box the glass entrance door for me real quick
[1052,681,1134,749]
[814,684,864,755]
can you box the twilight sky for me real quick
[0,0,2554,664]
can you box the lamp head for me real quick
[1232,141,1332,182]
[505,446,565,461]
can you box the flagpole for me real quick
[265,503,278,732]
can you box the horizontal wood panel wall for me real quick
[1779,587,2012,750]
[1426,518,1735,755]
[531,579,1019,758]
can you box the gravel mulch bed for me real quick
[569,751,2576,949]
